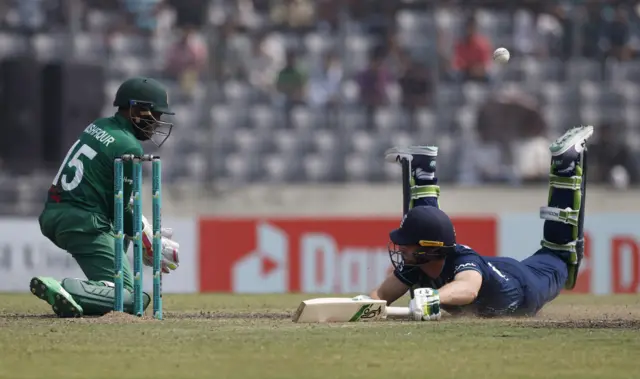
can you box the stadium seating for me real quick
[0,2,639,214]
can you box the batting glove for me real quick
[409,288,441,321]
[140,215,180,274]
[352,295,372,301]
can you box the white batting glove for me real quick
[409,288,442,321]
[352,295,372,301]
[140,215,180,274]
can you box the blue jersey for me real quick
[394,244,545,317]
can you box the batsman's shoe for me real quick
[540,125,593,290]
[385,146,438,181]
[30,276,83,318]
[385,146,440,208]
[549,125,593,174]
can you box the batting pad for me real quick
[292,297,410,323]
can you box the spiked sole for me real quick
[30,277,83,318]
[384,146,439,164]
[549,126,594,156]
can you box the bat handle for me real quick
[401,157,411,215]
[386,306,411,318]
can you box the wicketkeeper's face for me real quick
[130,107,174,146]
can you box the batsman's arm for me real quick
[369,272,410,306]
[436,270,482,306]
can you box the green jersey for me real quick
[43,113,142,233]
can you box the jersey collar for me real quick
[113,112,136,133]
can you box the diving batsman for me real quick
[32,77,181,317]
[358,125,593,320]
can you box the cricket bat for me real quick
[292,297,411,323]
[400,156,416,300]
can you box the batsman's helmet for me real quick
[113,77,175,146]
[388,206,457,271]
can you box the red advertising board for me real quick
[611,235,640,293]
[199,217,497,293]
[499,214,640,295]
[561,231,640,294]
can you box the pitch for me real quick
[0,294,639,379]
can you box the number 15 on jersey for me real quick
[52,140,98,191]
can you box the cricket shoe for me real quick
[384,146,438,181]
[548,125,593,290]
[549,125,593,175]
[30,276,84,318]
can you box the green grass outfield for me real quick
[1,293,639,379]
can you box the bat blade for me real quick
[292,298,389,323]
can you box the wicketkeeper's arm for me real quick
[121,158,135,238]
[115,146,143,237]
[123,206,135,238]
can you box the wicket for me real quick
[113,154,163,320]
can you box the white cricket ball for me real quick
[493,47,510,64]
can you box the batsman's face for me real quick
[397,244,419,265]
[391,244,446,276]
[420,258,446,278]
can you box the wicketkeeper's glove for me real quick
[139,215,180,274]
[409,288,441,321]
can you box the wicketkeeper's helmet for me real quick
[113,77,175,147]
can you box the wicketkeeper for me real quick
[32,77,181,317]
[359,125,593,321]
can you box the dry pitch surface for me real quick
[0,293,639,379]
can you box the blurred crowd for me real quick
[0,0,639,205]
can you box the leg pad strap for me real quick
[541,239,576,253]
[411,185,440,200]
[541,239,582,265]
[549,174,582,190]
[540,206,580,226]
